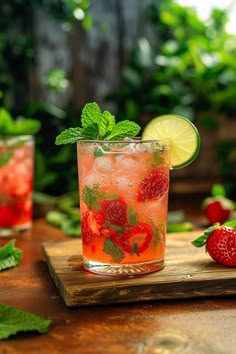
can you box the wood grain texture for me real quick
[42,230,236,307]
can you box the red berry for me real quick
[206,226,236,267]
[117,222,152,254]
[203,197,234,225]
[81,209,104,244]
[137,166,169,202]
[101,198,127,226]
[11,180,32,198]
[0,205,17,227]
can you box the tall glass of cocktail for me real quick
[77,138,170,275]
[0,135,34,236]
[56,102,200,276]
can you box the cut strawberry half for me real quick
[101,198,128,226]
[118,222,152,255]
[137,166,169,202]
[81,209,104,245]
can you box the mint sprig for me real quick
[55,102,141,144]
[0,239,23,271]
[0,108,41,136]
[0,303,51,340]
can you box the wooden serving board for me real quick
[42,230,236,307]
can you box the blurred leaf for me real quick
[211,184,226,197]
[45,69,69,93]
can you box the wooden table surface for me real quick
[0,219,235,354]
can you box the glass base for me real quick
[0,222,32,237]
[83,257,164,276]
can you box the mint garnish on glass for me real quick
[0,303,51,340]
[0,107,41,167]
[0,108,41,136]
[55,102,141,145]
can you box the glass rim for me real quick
[77,137,170,144]
[0,134,34,139]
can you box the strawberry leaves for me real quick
[192,220,236,267]
[191,224,220,247]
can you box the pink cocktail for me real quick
[0,135,34,235]
[77,139,170,275]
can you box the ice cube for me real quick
[116,155,139,175]
[93,156,115,175]
[115,176,133,191]
[83,169,99,187]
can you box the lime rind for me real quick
[142,114,201,169]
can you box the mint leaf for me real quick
[0,109,41,136]
[81,102,101,128]
[167,222,194,233]
[55,123,100,145]
[94,145,111,157]
[104,221,131,234]
[83,122,100,139]
[0,151,12,167]
[0,303,51,340]
[211,184,226,197]
[150,152,164,168]
[46,210,68,227]
[0,108,14,134]
[130,243,139,256]
[0,240,23,271]
[9,118,41,135]
[55,102,141,144]
[105,193,119,201]
[55,127,85,145]
[82,184,105,210]
[127,207,139,226]
[0,239,15,259]
[104,120,140,140]
[61,219,81,237]
[99,111,116,137]
[153,223,164,247]
[103,238,125,263]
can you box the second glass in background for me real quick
[0,135,34,236]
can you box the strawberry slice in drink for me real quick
[101,198,128,226]
[117,222,152,255]
[0,205,18,227]
[11,180,32,198]
[137,166,169,202]
[81,209,104,244]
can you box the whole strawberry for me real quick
[192,221,236,267]
[202,184,234,225]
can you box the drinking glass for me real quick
[0,135,34,236]
[77,139,170,275]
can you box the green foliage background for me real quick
[0,0,236,197]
